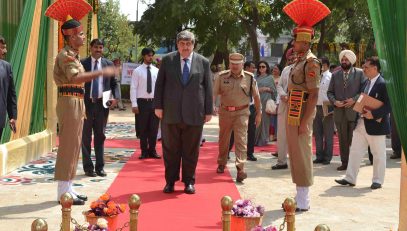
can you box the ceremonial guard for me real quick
[214,53,261,182]
[45,0,117,205]
[283,0,331,211]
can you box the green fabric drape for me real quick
[0,0,26,62]
[367,0,407,161]
[0,0,34,143]
[29,0,50,134]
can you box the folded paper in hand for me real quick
[102,90,112,108]
[353,93,383,113]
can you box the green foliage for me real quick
[99,0,136,61]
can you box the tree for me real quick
[98,0,136,61]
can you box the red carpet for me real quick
[105,141,241,230]
[103,136,340,156]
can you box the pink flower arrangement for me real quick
[251,225,278,231]
[232,199,265,217]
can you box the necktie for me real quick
[147,65,152,93]
[343,72,349,88]
[363,80,371,94]
[182,58,190,85]
[92,60,99,100]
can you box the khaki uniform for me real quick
[54,46,86,181]
[286,50,321,187]
[214,70,260,170]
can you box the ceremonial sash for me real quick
[287,89,307,126]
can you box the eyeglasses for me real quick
[259,65,267,68]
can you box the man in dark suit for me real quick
[81,39,117,177]
[154,30,213,194]
[0,36,17,140]
[327,50,365,171]
[335,56,390,190]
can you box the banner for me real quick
[121,62,140,85]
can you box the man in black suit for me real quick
[335,56,391,190]
[327,50,365,171]
[0,36,17,140]
[81,39,117,177]
[154,30,213,194]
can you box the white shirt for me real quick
[366,74,380,95]
[90,57,103,99]
[317,70,332,105]
[180,52,194,74]
[276,65,291,104]
[130,63,159,107]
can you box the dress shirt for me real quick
[317,70,332,105]
[90,57,103,99]
[180,52,194,74]
[130,63,159,107]
[367,74,380,95]
[276,65,291,104]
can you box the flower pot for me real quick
[83,211,118,230]
[231,215,263,231]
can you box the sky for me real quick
[118,0,154,21]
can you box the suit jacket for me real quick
[81,57,117,110]
[154,51,213,126]
[0,60,17,129]
[327,67,365,122]
[363,75,390,135]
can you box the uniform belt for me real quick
[58,85,84,98]
[137,98,154,102]
[222,104,249,112]
[91,98,103,103]
[288,91,309,102]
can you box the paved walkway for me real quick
[0,103,401,230]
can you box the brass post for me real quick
[221,196,233,231]
[31,218,48,231]
[129,194,141,231]
[283,197,296,231]
[314,224,330,231]
[60,193,73,231]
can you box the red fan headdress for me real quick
[45,0,93,36]
[283,0,331,42]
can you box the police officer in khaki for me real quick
[213,53,261,182]
[283,0,330,211]
[46,1,117,205]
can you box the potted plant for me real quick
[231,199,265,231]
[83,193,126,229]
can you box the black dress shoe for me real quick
[216,165,225,173]
[335,179,355,186]
[271,153,278,157]
[322,161,330,165]
[85,171,97,177]
[163,183,174,193]
[247,154,257,161]
[313,159,323,164]
[58,198,85,205]
[149,151,162,159]
[96,169,107,177]
[336,165,347,171]
[76,195,88,201]
[139,152,148,159]
[282,203,309,212]
[271,164,288,170]
[371,182,382,189]
[390,153,401,159]
[184,184,196,194]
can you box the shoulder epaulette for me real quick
[218,70,230,76]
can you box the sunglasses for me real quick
[259,65,267,68]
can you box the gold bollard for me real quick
[31,218,48,231]
[129,194,141,231]
[314,224,330,231]
[60,193,73,231]
[221,196,233,231]
[283,197,296,231]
